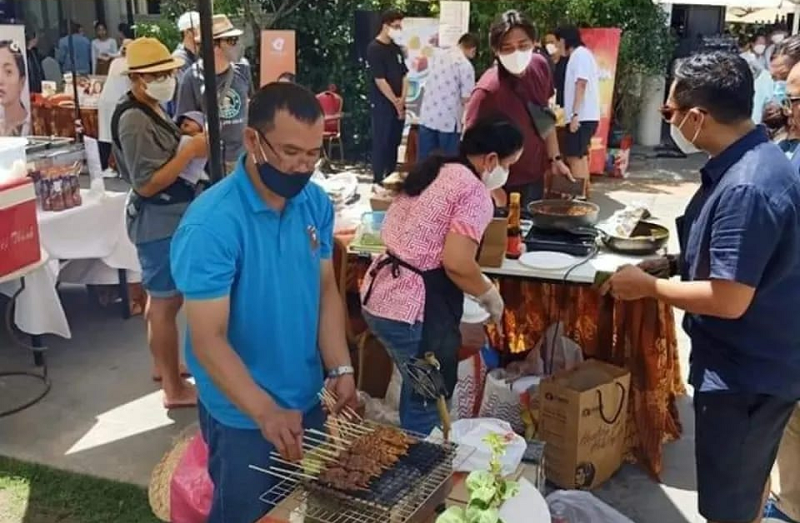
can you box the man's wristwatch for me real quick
[327,365,355,379]
[549,155,563,164]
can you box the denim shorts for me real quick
[363,311,443,436]
[695,391,797,523]
[198,402,326,523]
[136,237,179,299]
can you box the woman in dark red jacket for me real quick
[464,10,573,207]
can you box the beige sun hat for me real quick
[123,37,184,74]
[194,14,244,42]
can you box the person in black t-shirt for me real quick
[366,9,408,183]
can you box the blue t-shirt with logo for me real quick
[171,156,332,428]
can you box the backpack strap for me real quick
[111,92,197,206]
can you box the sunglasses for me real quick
[659,105,677,123]
[222,37,239,46]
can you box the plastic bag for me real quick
[478,369,525,433]
[170,433,212,523]
[449,418,527,476]
[545,490,635,523]
[535,322,584,375]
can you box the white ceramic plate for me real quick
[462,296,490,324]
[518,251,579,271]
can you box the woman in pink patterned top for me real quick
[360,116,524,434]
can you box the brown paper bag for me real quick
[538,359,630,490]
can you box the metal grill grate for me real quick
[258,426,465,523]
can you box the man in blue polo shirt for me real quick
[170,83,357,523]
[603,52,800,523]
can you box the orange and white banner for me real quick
[260,30,296,86]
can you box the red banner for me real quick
[579,28,622,175]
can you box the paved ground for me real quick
[0,151,708,522]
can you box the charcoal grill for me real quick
[258,422,465,523]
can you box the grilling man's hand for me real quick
[327,374,358,414]
[257,405,304,461]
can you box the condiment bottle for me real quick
[506,192,523,259]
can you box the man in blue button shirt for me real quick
[171,83,357,523]
[603,52,800,523]
[57,22,92,75]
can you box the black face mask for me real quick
[255,132,312,199]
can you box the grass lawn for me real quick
[0,456,159,523]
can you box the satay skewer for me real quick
[320,388,364,422]
[248,465,312,483]
[269,454,325,473]
[269,466,319,481]
[307,428,353,446]
[301,444,339,459]
[302,434,349,452]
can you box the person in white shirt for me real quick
[417,33,478,161]
[556,25,600,181]
[91,21,118,75]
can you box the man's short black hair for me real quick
[458,33,479,50]
[554,26,583,49]
[381,9,404,27]
[277,72,296,83]
[489,10,537,50]
[672,51,753,124]
[248,82,323,132]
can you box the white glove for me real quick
[476,283,505,325]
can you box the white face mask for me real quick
[482,164,509,191]
[144,76,176,102]
[388,28,403,43]
[753,43,766,55]
[670,112,703,155]
[545,43,558,56]
[498,49,533,75]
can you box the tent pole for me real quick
[197,0,224,183]
[66,0,83,142]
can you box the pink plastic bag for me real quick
[170,432,213,523]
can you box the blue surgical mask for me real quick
[774,80,788,103]
[255,133,312,199]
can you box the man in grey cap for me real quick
[176,14,252,173]
[173,11,200,78]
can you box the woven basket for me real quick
[148,423,200,522]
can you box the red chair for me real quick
[316,88,344,160]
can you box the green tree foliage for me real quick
[146,0,672,157]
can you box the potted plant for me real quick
[436,433,520,523]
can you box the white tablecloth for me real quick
[482,250,655,284]
[0,190,141,338]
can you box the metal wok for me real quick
[600,221,670,255]
[526,199,600,231]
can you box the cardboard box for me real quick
[0,178,41,277]
[478,218,508,268]
[538,360,630,490]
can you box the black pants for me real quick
[507,179,545,211]
[371,99,404,183]
[98,140,112,171]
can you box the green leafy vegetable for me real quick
[436,431,519,523]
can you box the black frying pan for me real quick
[526,199,600,231]
[600,221,670,255]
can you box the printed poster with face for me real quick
[0,25,30,137]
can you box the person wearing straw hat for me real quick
[173,11,200,78]
[176,14,252,174]
[112,37,208,409]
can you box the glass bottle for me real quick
[506,192,522,259]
